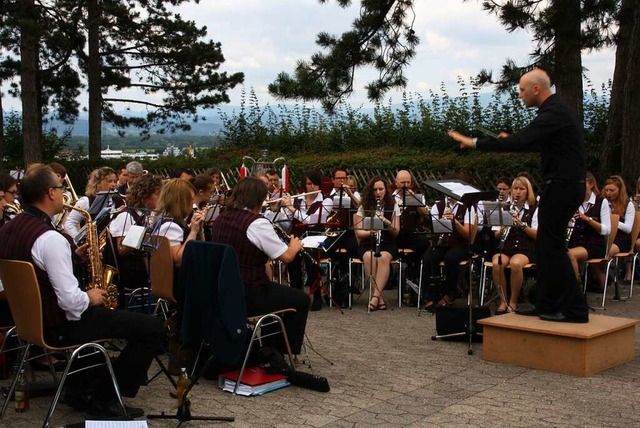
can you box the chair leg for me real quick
[398,260,403,308]
[599,259,615,309]
[328,260,333,308]
[417,259,424,310]
[234,314,294,395]
[630,254,638,299]
[43,343,127,428]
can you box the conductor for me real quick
[448,68,589,323]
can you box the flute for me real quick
[263,190,321,206]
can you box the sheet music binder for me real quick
[424,179,498,204]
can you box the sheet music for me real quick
[86,421,148,428]
[432,218,453,234]
[439,181,482,199]
[301,235,326,249]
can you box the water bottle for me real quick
[176,367,191,407]
[14,368,29,413]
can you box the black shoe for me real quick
[310,297,323,311]
[515,304,539,316]
[61,386,93,412]
[89,398,145,419]
[538,311,589,323]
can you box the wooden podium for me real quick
[478,313,639,376]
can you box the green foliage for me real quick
[1,111,70,165]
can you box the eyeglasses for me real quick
[50,185,64,191]
[334,176,347,180]
[5,190,18,195]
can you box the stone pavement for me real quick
[3,287,640,427]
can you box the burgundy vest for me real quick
[292,199,324,237]
[211,208,270,287]
[569,197,605,248]
[503,205,536,253]
[0,211,68,327]
[435,200,469,248]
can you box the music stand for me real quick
[425,180,498,355]
[300,228,346,313]
[479,201,512,309]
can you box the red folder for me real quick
[220,367,287,386]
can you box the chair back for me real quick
[149,237,176,303]
[605,214,619,260]
[0,260,46,348]
[628,211,640,254]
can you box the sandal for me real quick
[377,301,387,311]
[368,296,379,311]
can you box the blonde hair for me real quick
[512,176,536,207]
[85,167,116,197]
[156,178,196,227]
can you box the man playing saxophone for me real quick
[0,166,162,418]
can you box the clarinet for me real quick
[271,220,319,267]
[374,196,382,258]
[499,196,519,247]
[437,196,452,247]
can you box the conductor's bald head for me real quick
[518,68,553,108]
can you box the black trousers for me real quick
[536,181,588,318]
[244,283,310,355]
[421,245,470,297]
[45,307,164,399]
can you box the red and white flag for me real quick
[239,163,247,178]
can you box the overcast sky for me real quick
[2,0,616,113]
[176,0,615,110]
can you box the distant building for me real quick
[132,151,159,161]
[101,146,123,159]
[162,144,182,157]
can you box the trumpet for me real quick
[262,190,321,207]
[3,202,23,216]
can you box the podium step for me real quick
[478,313,639,376]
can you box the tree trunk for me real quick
[87,0,102,160]
[620,1,640,185]
[552,0,583,123]
[20,0,42,164]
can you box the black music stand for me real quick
[480,200,514,310]
[425,180,498,355]
[300,229,346,313]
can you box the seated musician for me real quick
[0,166,162,417]
[116,161,143,195]
[392,170,430,284]
[63,166,118,239]
[282,169,333,311]
[263,170,292,234]
[327,167,360,264]
[190,173,216,210]
[492,176,538,314]
[354,176,400,311]
[108,174,164,305]
[567,172,611,287]
[420,194,477,310]
[0,172,19,223]
[0,187,12,325]
[625,176,640,283]
[210,176,310,357]
[155,178,205,301]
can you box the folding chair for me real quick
[609,211,640,298]
[179,241,295,398]
[582,214,619,309]
[0,259,126,428]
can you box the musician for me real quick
[155,179,204,302]
[603,175,634,255]
[393,170,430,283]
[282,169,333,310]
[495,177,511,203]
[116,165,130,190]
[109,174,164,304]
[0,166,162,417]
[420,194,477,310]
[178,169,196,181]
[0,172,19,220]
[116,161,143,195]
[354,176,400,311]
[210,176,309,356]
[190,174,215,210]
[63,167,118,239]
[327,167,360,256]
[206,167,226,193]
[492,176,538,314]
[567,172,611,287]
[263,170,292,233]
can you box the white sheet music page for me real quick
[301,235,326,249]
[86,421,148,428]
[439,181,482,199]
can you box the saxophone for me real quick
[63,203,119,309]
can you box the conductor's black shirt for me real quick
[476,94,586,182]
